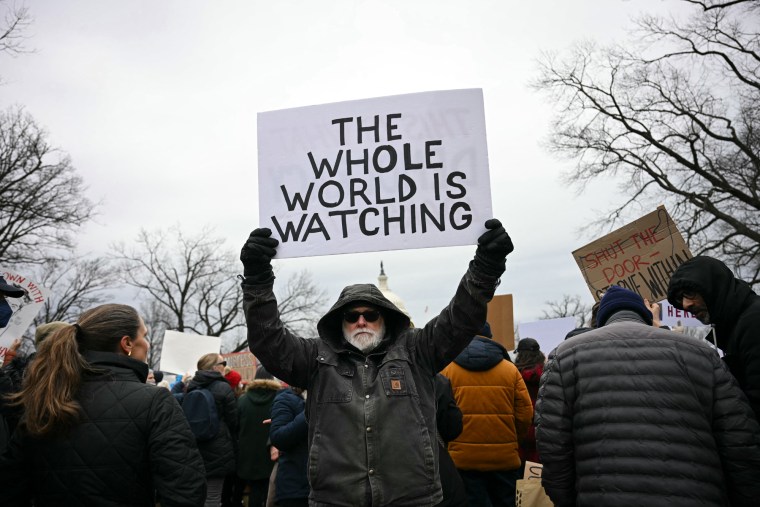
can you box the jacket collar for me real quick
[82,350,149,383]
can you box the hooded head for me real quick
[317,283,410,351]
[596,286,653,327]
[667,256,753,328]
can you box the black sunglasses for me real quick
[343,310,381,323]
[217,360,227,367]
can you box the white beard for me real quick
[344,322,386,353]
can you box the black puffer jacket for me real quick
[0,351,207,506]
[667,255,760,420]
[535,313,760,507]
[244,267,501,507]
[186,370,238,478]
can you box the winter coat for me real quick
[442,335,532,471]
[0,351,207,506]
[269,388,309,502]
[243,265,501,507]
[236,378,281,481]
[433,374,467,507]
[535,312,760,507]
[667,255,760,421]
[518,362,543,464]
[187,369,239,478]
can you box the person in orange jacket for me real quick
[442,323,533,507]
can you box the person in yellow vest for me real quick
[441,323,533,507]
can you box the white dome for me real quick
[377,262,411,320]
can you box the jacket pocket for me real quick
[315,354,354,403]
[379,364,411,397]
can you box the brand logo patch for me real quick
[391,379,402,390]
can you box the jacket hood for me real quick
[667,256,755,327]
[453,336,510,371]
[317,283,410,348]
[188,369,226,389]
[245,378,282,393]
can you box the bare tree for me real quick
[541,294,592,328]
[230,269,327,352]
[0,107,96,266]
[31,255,116,325]
[113,225,328,360]
[112,225,243,337]
[140,299,172,370]
[0,0,31,61]
[534,0,760,285]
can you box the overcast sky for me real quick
[0,0,693,329]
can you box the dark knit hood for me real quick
[453,335,511,371]
[667,256,755,327]
[317,283,410,348]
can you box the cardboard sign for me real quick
[159,330,222,375]
[573,206,692,303]
[523,461,543,480]
[487,294,515,351]
[0,267,50,349]
[258,89,492,258]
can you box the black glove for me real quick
[240,228,279,284]
[472,219,513,278]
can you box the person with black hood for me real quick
[667,255,760,421]
[189,352,239,507]
[535,285,760,507]
[240,219,514,507]
[441,322,532,507]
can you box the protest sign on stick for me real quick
[0,267,50,351]
[572,206,692,303]
[258,88,492,258]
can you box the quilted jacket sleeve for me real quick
[710,352,760,506]
[534,351,575,507]
[148,387,208,506]
[513,370,533,441]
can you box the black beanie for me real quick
[596,286,653,327]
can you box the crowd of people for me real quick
[0,218,759,506]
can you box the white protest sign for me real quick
[159,330,222,375]
[258,88,492,258]
[0,267,50,350]
[659,299,704,327]
[517,317,577,355]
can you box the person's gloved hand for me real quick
[472,219,513,278]
[240,228,279,284]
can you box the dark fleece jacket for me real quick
[668,256,760,420]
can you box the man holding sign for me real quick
[240,219,513,506]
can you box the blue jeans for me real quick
[458,469,520,507]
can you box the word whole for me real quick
[270,114,473,242]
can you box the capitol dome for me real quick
[377,261,412,321]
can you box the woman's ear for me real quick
[119,335,133,356]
